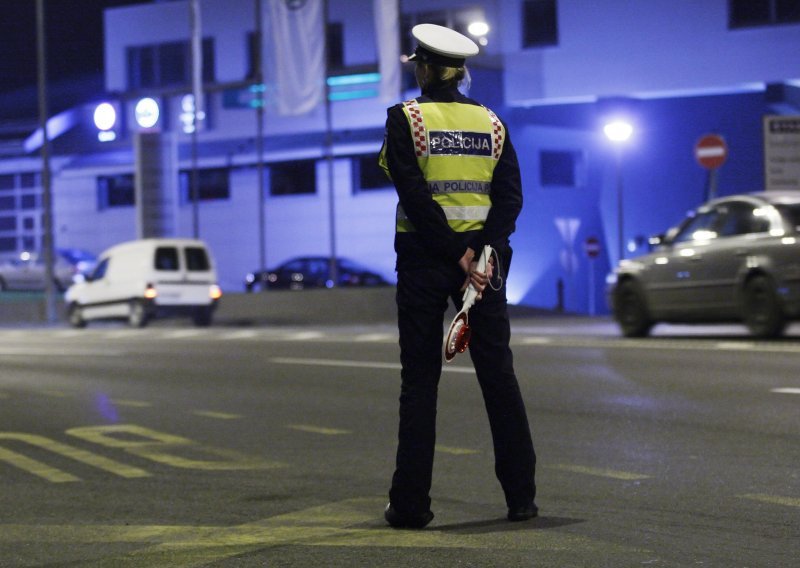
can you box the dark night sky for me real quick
[0,0,153,95]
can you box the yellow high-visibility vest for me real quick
[380,99,505,233]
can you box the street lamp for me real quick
[604,120,633,262]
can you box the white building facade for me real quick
[2,0,798,310]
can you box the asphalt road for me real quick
[0,319,798,567]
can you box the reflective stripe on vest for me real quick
[397,99,504,233]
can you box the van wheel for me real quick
[192,307,212,327]
[742,275,785,338]
[68,303,86,328]
[128,300,149,328]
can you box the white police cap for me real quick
[406,23,479,68]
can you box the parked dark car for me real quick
[606,192,800,338]
[245,256,389,291]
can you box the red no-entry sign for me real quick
[695,134,728,170]
[584,236,601,259]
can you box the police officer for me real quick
[379,23,537,529]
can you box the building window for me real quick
[540,150,584,188]
[0,237,15,252]
[180,168,230,203]
[0,196,14,210]
[353,155,391,192]
[270,160,316,196]
[0,174,13,191]
[730,0,800,27]
[327,22,345,71]
[127,39,215,90]
[523,0,559,47]
[20,194,38,210]
[98,174,136,210]
[0,216,15,231]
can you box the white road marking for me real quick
[354,333,394,342]
[271,357,475,374]
[770,388,800,395]
[0,347,124,357]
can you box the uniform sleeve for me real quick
[383,105,467,264]
[469,123,523,252]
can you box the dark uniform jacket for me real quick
[382,85,523,271]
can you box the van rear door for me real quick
[153,245,216,306]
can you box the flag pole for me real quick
[255,0,266,270]
[36,0,57,323]
[323,0,338,287]
[190,0,203,238]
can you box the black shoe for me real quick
[384,503,434,529]
[507,502,538,522]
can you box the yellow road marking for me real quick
[192,411,243,420]
[0,498,649,567]
[436,445,479,455]
[0,433,150,481]
[287,424,351,435]
[548,463,651,481]
[110,399,152,408]
[67,424,285,472]
[0,446,80,483]
[41,390,70,398]
[740,493,800,508]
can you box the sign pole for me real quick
[584,236,601,316]
[588,258,596,316]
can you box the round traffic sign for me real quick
[695,134,728,170]
[584,236,601,259]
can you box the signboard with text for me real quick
[763,116,800,191]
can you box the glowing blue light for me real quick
[326,73,381,87]
[328,89,379,101]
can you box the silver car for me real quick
[0,248,96,292]
[607,192,800,338]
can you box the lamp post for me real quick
[603,120,633,263]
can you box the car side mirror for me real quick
[648,234,665,250]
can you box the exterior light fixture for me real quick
[135,97,160,129]
[468,21,490,37]
[93,102,117,142]
[467,21,490,46]
[603,120,633,143]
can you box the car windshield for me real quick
[58,248,96,264]
[774,203,800,231]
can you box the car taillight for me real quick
[144,283,158,299]
[209,284,222,300]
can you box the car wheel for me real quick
[614,281,653,337]
[67,303,86,329]
[742,275,785,338]
[128,300,149,328]
[192,307,212,327]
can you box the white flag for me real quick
[268,0,325,116]
[190,0,204,127]
[373,0,401,103]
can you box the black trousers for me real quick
[389,253,536,514]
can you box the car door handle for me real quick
[734,249,748,257]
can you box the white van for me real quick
[65,238,222,328]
